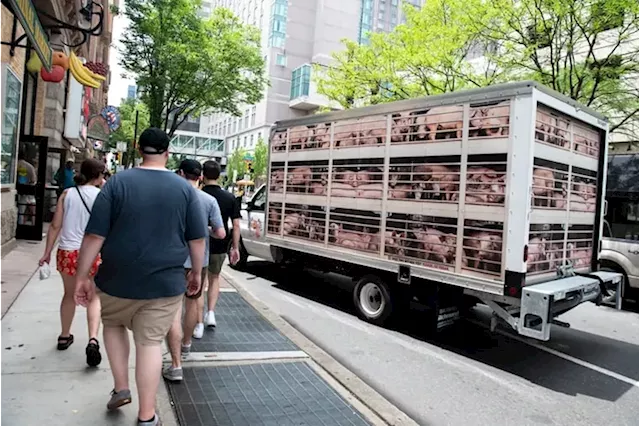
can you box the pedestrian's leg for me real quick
[205,272,220,327]
[135,296,182,422]
[85,282,103,367]
[58,272,76,348]
[135,342,163,422]
[103,325,130,392]
[166,307,182,369]
[183,297,199,347]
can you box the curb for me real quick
[221,269,420,426]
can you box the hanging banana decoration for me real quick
[69,51,104,89]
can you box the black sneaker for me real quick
[86,338,102,367]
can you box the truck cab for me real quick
[237,184,275,264]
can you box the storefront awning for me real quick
[5,0,52,70]
[606,153,639,200]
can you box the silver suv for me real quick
[602,221,638,302]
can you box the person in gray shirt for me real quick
[163,159,225,382]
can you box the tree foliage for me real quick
[223,147,247,187]
[109,97,150,167]
[315,0,638,138]
[120,0,268,136]
[252,136,267,181]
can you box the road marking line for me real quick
[220,287,237,293]
[163,350,309,363]
[468,319,640,387]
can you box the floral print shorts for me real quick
[56,249,101,277]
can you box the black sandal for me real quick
[86,338,102,367]
[57,334,74,350]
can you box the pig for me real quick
[268,208,281,234]
[552,184,568,209]
[388,185,412,199]
[550,118,569,148]
[270,170,285,192]
[287,167,312,193]
[359,119,386,145]
[414,164,459,201]
[535,111,553,143]
[369,230,406,257]
[475,102,510,137]
[310,172,328,195]
[569,193,588,211]
[357,183,384,199]
[271,131,287,152]
[464,231,502,271]
[307,123,331,149]
[334,123,357,147]
[465,179,505,204]
[289,126,311,150]
[413,227,457,264]
[306,220,324,241]
[527,237,548,272]
[532,168,556,207]
[336,170,358,187]
[567,243,592,268]
[283,213,305,235]
[415,106,463,141]
[331,183,357,198]
[467,166,499,183]
[355,170,372,186]
[329,223,372,251]
[391,112,413,142]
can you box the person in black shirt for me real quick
[196,160,241,331]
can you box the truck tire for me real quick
[228,239,248,271]
[600,261,635,304]
[353,275,394,326]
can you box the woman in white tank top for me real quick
[39,158,106,366]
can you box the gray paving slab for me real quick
[167,362,372,426]
[191,292,297,353]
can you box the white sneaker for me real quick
[205,311,217,327]
[192,323,204,339]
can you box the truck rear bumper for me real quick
[518,271,623,341]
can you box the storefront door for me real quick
[15,135,47,240]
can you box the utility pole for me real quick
[132,109,139,168]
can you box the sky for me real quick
[107,6,135,107]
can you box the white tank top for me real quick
[58,185,101,251]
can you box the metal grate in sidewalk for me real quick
[191,292,297,352]
[167,362,372,426]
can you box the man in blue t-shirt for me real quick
[74,128,207,426]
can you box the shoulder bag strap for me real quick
[75,186,92,214]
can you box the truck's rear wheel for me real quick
[353,275,393,326]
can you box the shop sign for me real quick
[87,115,110,141]
[7,0,52,70]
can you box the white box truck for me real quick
[232,81,622,341]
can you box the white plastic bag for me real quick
[39,262,51,280]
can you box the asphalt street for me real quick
[225,259,639,426]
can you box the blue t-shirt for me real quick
[85,168,208,300]
[184,190,224,269]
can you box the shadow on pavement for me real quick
[240,260,639,403]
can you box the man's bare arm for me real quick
[232,218,241,250]
[76,234,105,279]
[188,238,206,272]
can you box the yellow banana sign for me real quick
[69,51,101,88]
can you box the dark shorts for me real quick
[208,253,226,275]
[184,267,207,299]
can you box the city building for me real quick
[203,0,424,154]
[1,0,116,251]
[127,84,137,99]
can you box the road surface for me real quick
[224,259,639,426]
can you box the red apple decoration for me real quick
[41,65,65,83]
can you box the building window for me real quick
[257,132,262,142]
[290,64,311,99]
[276,54,287,66]
[243,136,248,147]
[251,106,256,126]
[359,0,374,45]
[250,134,254,146]
[2,66,21,185]
[244,109,249,128]
[268,0,287,47]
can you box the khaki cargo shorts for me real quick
[98,290,182,346]
[208,253,226,275]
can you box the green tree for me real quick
[120,0,268,136]
[223,147,247,187]
[251,136,267,182]
[109,97,150,168]
[316,0,638,139]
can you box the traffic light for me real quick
[246,161,253,172]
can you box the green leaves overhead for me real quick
[120,0,268,136]
[315,0,638,139]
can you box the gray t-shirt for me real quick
[85,168,207,300]
[184,190,223,269]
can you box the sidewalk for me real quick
[1,248,175,425]
[1,247,415,426]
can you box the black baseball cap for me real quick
[139,127,170,154]
[179,159,202,177]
